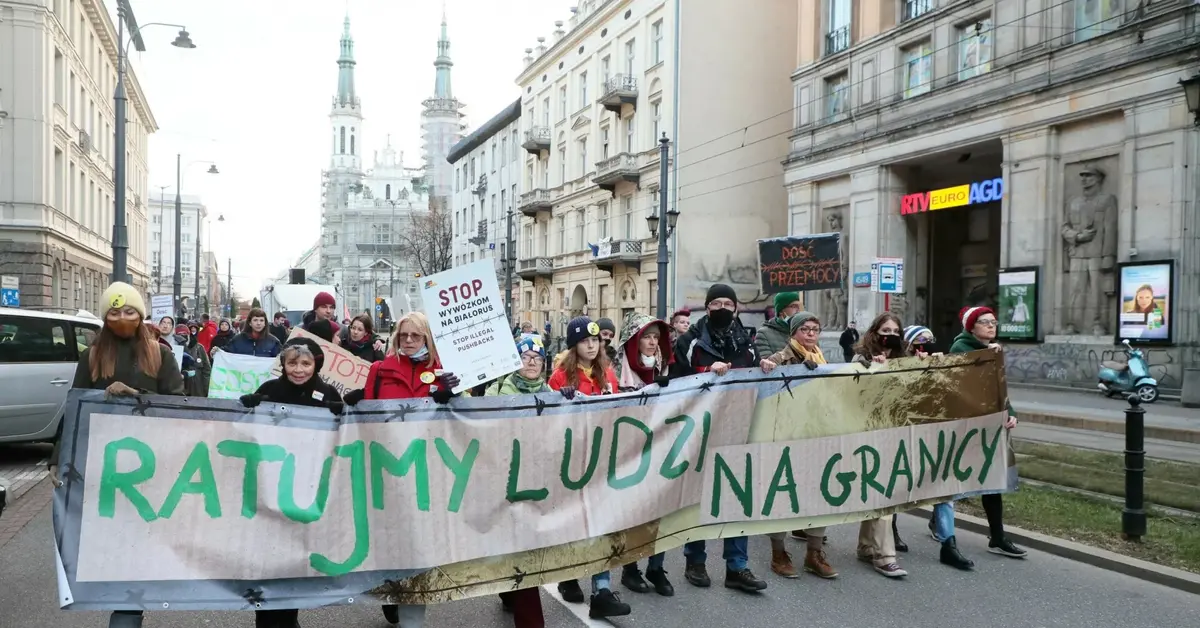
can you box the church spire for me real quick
[433,5,453,100]
[336,13,358,107]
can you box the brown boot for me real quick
[804,548,839,579]
[770,548,798,578]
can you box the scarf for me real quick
[492,372,549,395]
[788,338,827,365]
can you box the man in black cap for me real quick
[670,283,766,594]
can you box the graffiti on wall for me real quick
[691,254,767,306]
[1003,343,1185,389]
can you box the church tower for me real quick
[319,14,366,284]
[330,14,363,174]
[420,9,465,209]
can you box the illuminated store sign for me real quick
[900,177,1004,215]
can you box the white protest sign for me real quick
[420,260,521,393]
[150,295,173,321]
[171,345,184,370]
[208,351,277,399]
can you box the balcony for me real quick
[522,126,551,154]
[591,239,643,274]
[824,26,850,56]
[518,189,553,217]
[516,256,554,280]
[902,0,932,22]
[593,152,640,193]
[598,74,639,113]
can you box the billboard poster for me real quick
[996,267,1038,341]
[1117,260,1173,344]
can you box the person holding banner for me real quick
[226,308,283,358]
[209,319,235,355]
[54,282,184,628]
[671,284,767,594]
[546,316,629,618]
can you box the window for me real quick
[825,73,849,118]
[1075,0,1121,42]
[576,209,586,249]
[527,164,535,189]
[578,138,588,177]
[491,140,497,170]
[543,97,551,126]
[386,183,392,200]
[558,216,566,254]
[481,149,487,173]
[622,196,634,239]
[957,19,993,81]
[652,20,663,64]
[500,138,507,166]
[626,117,635,152]
[902,41,933,99]
[624,39,636,75]
[54,48,64,107]
[559,146,567,183]
[601,56,611,82]
[902,0,932,21]
[601,127,610,159]
[340,126,345,154]
[598,202,609,238]
[559,86,567,119]
[350,133,355,156]
[826,0,851,55]
[579,71,588,106]
[470,157,476,183]
[0,316,74,363]
[524,225,534,257]
[652,102,662,142]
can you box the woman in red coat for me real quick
[344,312,458,626]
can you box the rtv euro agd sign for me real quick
[900,177,1004,215]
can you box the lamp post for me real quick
[646,134,679,320]
[112,0,195,283]
[1180,73,1200,127]
[172,157,218,317]
[155,185,168,293]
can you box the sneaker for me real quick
[873,562,908,578]
[988,537,1028,558]
[557,579,586,604]
[382,605,399,624]
[645,568,674,597]
[803,549,838,579]
[621,565,651,593]
[724,568,768,592]
[588,589,631,619]
[940,536,975,570]
[771,548,798,578]
[684,563,711,588]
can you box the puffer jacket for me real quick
[754,317,791,359]
[225,330,282,358]
[364,352,441,400]
[670,314,757,378]
[485,372,551,396]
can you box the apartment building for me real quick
[0,0,156,312]
[147,192,208,314]
[785,0,1200,387]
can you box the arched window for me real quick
[339,126,346,154]
[385,184,391,200]
[350,133,355,156]
[332,131,336,153]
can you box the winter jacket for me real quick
[226,330,283,358]
[839,328,860,361]
[364,352,441,400]
[615,312,672,392]
[485,372,552,396]
[269,323,290,345]
[209,329,234,355]
[766,340,827,367]
[338,327,385,363]
[252,375,342,409]
[547,365,619,395]
[197,321,217,352]
[754,317,791,360]
[670,314,758,378]
[185,341,211,397]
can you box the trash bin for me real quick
[1183,368,1200,408]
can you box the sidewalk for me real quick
[0,442,53,504]
[1010,386,1200,443]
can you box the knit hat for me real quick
[566,316,600,349]
[596,317,616,335]
[306,318,335,343]
[773,292,801,316]
[516,333,546,359]
[174,324,190,335]
[313,291,336,310]
[282,337,325,372]
[100,282,147,319]
[959,306,996,331]
[705,283,738,306]
[788,311,820,335]
[903,325,935,345]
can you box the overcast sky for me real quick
[119,0,567,299]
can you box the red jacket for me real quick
[197,321,217,352]
[548,366,619,396]
[364,353,441,400]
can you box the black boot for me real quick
[724,567,768,592]
[621,564,652,593]
[557,579,586,604]
[382,605,399,625]
[588,589,631,619]
[645,568,674,597]
[940,536,975,570]
[893,516,908,552]
[683,563,711,588]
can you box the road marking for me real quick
[541,584,613,627]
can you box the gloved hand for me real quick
[559,386,577,400]
[430,388,454,405]
[437,371,461,391]
[343,388,365,406]
[239,393,263,408]
[802,359,819,370]
[327,401,345,415]
[654,375,670,388]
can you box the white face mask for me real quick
[640,354,657,368]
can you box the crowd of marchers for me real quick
[54,280,1027,628]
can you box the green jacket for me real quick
[949,331,1016,417]
[485,372,551,396]
[755,317,791,359]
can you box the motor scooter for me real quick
[1097,339,1159,403]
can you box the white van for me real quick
[0,308,101,443]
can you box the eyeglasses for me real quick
[395,333,423,341]
[521,355,545,365]
[797,326,821,334]
[975,319,998,327]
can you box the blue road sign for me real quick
[1,288,18,307]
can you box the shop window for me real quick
[824,72,849,119]
[902,41,933,99]
[958,18,993,81]
[1074,0,1122,43]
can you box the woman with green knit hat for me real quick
[754,292,802,359]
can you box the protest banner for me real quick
[757,233,842,293]
[208,351,277,399]
[53,350,1014,611]
[271,327,372,395]
[170,345,184,371]
[150,295,173,322]
[420,259,522,393]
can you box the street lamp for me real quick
[173,157,218,317]
[646,133,676,319]
[1179,73,1200,127]
[111,0,196,284]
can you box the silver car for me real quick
[0,308,101,443]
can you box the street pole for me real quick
[226,257,232,319]
[505,206,515,322]
[655,134,671,320]
[1122,395,1147,541]
[173,154,183,317]
[111,5,130,284]
[156,185,167,293]
[195,214,202,317]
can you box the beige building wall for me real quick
[0,0,156,311]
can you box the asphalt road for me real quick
[1,501,1195,628]
[1009,386,1199,429]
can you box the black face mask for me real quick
[882,334,903,351]
[708,308,735,329]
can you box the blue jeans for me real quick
[932,501,956,542]
[625,552,665,572]
[682,536,748,571]
[591,571,611,595]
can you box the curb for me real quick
[1015,410,1200,444]
[909,507,1200,595]
[1010,381,1182,400]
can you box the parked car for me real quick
[0,308,101,444]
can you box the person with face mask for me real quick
[671,284,766,594]
[755,292,801,362]
[226,308,283,358]
[209,319,235,356]
[596,317,618,361]
[54,282,183,628]
[182,323,211,397]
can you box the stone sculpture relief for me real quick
[821,208,849,330]
[1060,162,1118,336]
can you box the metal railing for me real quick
[824,26,850,56]
[518,256,554,274]
[595,239,643,258]
[524,126,551,144]
[601,74,638,98]
[902,0,932,22]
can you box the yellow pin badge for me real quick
[420,371,436,385]
[109,293,127,309]
[587,322,600,336]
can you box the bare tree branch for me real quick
[398,201,454,276]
